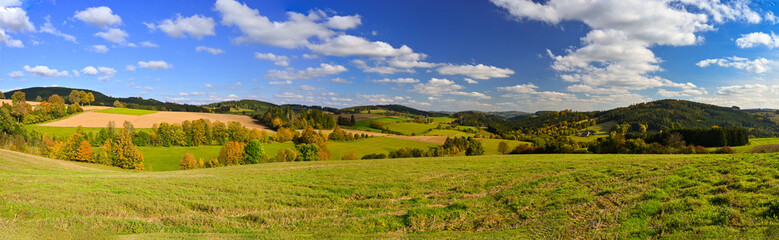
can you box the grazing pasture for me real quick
[3,150,779,238]
[95,107,158,115]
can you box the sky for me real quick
[1,0,779,112]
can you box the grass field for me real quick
[28,125,152,138]
[480,139,532,155]
[428,117,456,123]
[328,137,437,159]
[343,116,406,132]
[139,143,296,171]
[95,108,158,115]
[4,150,779,238]
[384,122,436,135]
[423,129,475,137]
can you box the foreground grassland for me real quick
[3,150,779,239]
[95,108,158,115]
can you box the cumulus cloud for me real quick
[195,46,224,55]
[254,52,290,66]
[657,89,707,97]
[73,6,122,28]
[138,60,171,69]
[0,5,34,32]
[8,70,22,78]
[331,77,352,84]
[214,0,360,48]
[412,78,490,99]
[437,64,514,80]
[309,34,409,57]
[91,44,109,53]
[735,32,779,48]
[0,29,22,47]
[265,63,347,80]
[98,66,117,75]
[352,59,413,74]
[268,80,292,85]
[299,85,323,91]
[491,0,761,98]
[81,66,98,75]
[24,65,68,77]
[371,78,419,84]
[39,16,76,43]
[694,84,779,108]
[696,56,772,73]
[464,78,478,84]
[126,65,136,71]
[148,14,215,39]
[94,28,128,43]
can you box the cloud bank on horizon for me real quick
[1,0,778,112]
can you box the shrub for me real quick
[296,144,320,161]
[74,140,93,162]
[102,131,145,170]
[714,146,735,154]
[275,148,297,162]
[362,153,387,160]
[694,145,709,154]
[465,139,484,156]
[341,151,358,160]
[218,141,245,165]
[244,139,268,164]
[497,141,510,154]
[180,153,198,170]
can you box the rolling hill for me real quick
[11,87,208,112]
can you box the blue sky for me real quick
[1,0,779,112]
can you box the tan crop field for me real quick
[39,111,274,131]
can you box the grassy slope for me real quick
[428,117,456,123]
[342,116,406,132]
[328,137,436,159]
[480,139,531,155]
[423,129,475,137]
[95,108,158,115]
[384,122,436,135]
[3,150,779,238]
[28,125,153,138]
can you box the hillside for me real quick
[338,104,447,117]
[5,149,779,238]
[12,87,208,112]
[455,99,779,137]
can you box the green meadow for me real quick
[4,150,779,238]
[95,108,158,115]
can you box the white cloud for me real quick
[71,70,79,77]
[352,59,413,74]
[39,16,76,43]
[268,80,292,85]
[140,41,159,47]
[94,28,128,43]
[696,56,771,73]
[204,83,216,89]
[412,78,490,99]
[8,70,22,78]
[126,65,136,71]
[326,15,361,29]
[497,83,539,94]
[371,78,419,84]
[265,63,347,80]
[0,29,22,47]
[491,0,761,97]
[24,65,68,77]
[137,60,171,69]
[694,84,779,108]
[73,6,122,28]
[302,53,319,59]
[657,89,706,97]
[98,66,117,75]
[81,66,98,75]
[195,46,224,55]
[464,78,478,84]
[0,5,34,32]
[735,32,779,49]
[309,34,410,57]
[150,14,215,39]
[91,44,109,53]
[215,0,348,48]
[331,77,352,84]
[254,52,290,66]
[437,64,514,80]
[300,85,323,91]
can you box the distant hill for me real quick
[338,104,447,117]
[457,99,779,137]
[10,87,209,112]
[206,100,338,114]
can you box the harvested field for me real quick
[387,135,448,145]
[39,111,274,131]
[0,99,40,105]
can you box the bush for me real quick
[296,144,320,161]
[275,148,298,162]
[180,153,198,170]
[510,144,544,154]
[465,139,484,156]
[243,139,268,164]
[361,153,387,160]
[714,146,735,154]
[497,141,510,154]
[218,141,245,165]
[341,151,358,160]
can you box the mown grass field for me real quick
[481,139,532,155]
[423,129,475,137]
[28,125,153,138]
[95,108,158,115]
[428,117,456,123]
[384,122,436,135]
[343,116,406,132]
[3,149,779,239]
[327,137,436,159]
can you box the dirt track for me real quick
[40,111,274,131]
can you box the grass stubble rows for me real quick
[2,149,779,239]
